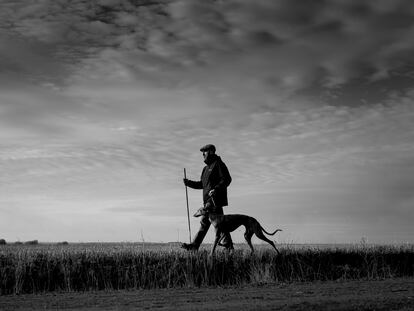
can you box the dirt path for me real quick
[1,278,413,311]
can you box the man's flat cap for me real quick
[200,144,216,152]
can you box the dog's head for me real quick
[193,206,209,217]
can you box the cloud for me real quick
[1,0,414,243]
[1,0,413,98]
[2,86,412,193]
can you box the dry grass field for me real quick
[1,243,413,310]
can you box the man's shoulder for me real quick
[216,156,229,167]
[215,156,224,163]
[204,156,228,169]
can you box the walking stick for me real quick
[183,168,192,242]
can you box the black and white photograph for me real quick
[1,0,413,310]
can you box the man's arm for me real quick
[183,167,205,189]
[184,178,202,189]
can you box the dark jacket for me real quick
[186,154,232,207]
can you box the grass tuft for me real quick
[0,243,413,295]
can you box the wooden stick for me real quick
[184,168,192,242]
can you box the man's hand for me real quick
[208,189,215,197]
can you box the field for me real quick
[1,243,413,310]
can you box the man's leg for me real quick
[192,214,211,247]
[182,214,211,250]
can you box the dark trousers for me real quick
[192,205,233,249]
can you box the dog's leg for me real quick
[244,230,255,254]
[255,229,280,254]
[211,231,221,255]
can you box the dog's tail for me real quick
[261,226,282,236]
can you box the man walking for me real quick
[182,144,234,251]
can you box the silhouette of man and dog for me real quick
[182,144,282,255]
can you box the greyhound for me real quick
[193,206,282,255]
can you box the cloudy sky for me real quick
[1,0,413,244]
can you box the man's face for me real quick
[203,150,212,160]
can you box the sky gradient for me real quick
[1,0,413,244]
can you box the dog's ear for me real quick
[193,207,205,217]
